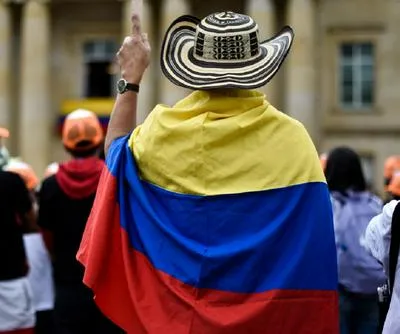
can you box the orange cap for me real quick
[5,160,39,190]
[320,153,328,172]
[44,162,59,178]
[388,171,400,197]
[62,109,103,152]
[0,127,9,139]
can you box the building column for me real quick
[122,0,155,125]
[159,0,190,106]
[285,0,317,140]
[19,0,50,174]
[245,0,278,104]
[0,0,11,130]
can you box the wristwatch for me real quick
[117,79,140,94]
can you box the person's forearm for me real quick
[105,11,151,155]
[105,91,138,155]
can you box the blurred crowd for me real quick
[320,149,400,334]
[0,110,122,334]
[0,108,399,334]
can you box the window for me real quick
[339,42,375,110]
[83,40,118,97]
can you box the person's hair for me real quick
[325,146,367,193]
[65,141,100,158]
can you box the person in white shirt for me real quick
[364,200,400,333]
[23,234,54,334]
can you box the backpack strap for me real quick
[389,202,400,297]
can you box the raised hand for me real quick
[117,14,151,85]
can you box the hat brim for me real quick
[160,15,294,90]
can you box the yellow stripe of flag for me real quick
[130,90,325,196]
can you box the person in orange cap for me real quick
[37,109,122,334]
[0,129,37,334]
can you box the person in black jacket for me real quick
[38,110,122,334]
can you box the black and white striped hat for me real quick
[160,11,294,90]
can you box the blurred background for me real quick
[0,0,398,195]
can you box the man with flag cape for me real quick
[78,10,339,334]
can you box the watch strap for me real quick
[125,82,140,93]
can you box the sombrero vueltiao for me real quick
[161,11,294,90]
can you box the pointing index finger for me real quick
[131,0,143,36]
[131,14,142,36]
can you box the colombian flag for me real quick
[78,90,339,333]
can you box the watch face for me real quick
[117,79,127,93]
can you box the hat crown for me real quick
[205,11,249,27]
[194,11,260,61]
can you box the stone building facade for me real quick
[0,0,399,193]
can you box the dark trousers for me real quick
[339,287,379,334]
[54,283,124,334]
[35,310,55,334]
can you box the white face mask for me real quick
[0,146,10,170]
